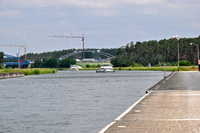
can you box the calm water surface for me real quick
[0,71,171,133]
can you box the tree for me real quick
[59,58,76,68]
[0,52,4,65]
[45,58,58,68]
[111,35,200,67]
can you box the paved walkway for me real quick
[100,72,200,133]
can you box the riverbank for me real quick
[0,72,24,79]
[77,66,198,71]
[0,68,57,76]
[100,72,200,133]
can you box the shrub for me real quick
[0,65,4,69]
[91,65,97,68]
[178,60,192,66]
[52,69,57,73]
[34,69,40,75]
[118,67,122,70]
[85,64,90,68]
[131,63,143,67]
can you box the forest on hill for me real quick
[20,35,200,68]
[111,35,200,67]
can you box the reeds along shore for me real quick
[0,68,57,75]
[78,66,198,71]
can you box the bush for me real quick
[118,67,122,70]
[178,60,192,66]
[91,65,97,68]
[34,69,40,75]
[85,64,90,68]
[0,65,4,69]
[52,69,57,73]
[97,64,101,68]
[131,63,143,67]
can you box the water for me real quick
[0,71,171,133]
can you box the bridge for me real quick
[59,50,114,61]
[3,54,30,68]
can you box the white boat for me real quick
[96,64,115,73]
[70,65,79,71]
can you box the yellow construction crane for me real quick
[0,44,27,60]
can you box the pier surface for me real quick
[100,72,200,133]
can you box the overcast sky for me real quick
[0,0,200,56]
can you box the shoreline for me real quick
[0,72,24,79]
[99,71,173,133]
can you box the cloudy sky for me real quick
[0,0,200,56]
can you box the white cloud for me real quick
[135,30,149,35]
[191,22,200,29]
[1,0,167,8]
[142,8,158,15]
[120,0,166,5]
[85,9,117,17]
[1,0,110,8]
[59,20,77,29]
[0,29,20,35]
[0,10,21,18]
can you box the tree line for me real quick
[22,48,118,61]
[31,58,76,68]
[0,52,4,64]
[111,36,200,67]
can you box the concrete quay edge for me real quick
[0,72,24,79]
[146,71,175,93]
[98,92,151,133]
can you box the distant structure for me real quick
[3,54,30,68]
[0,44,27,60]
[59,50,114,62]
[48,33,85,59]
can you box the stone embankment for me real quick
[0,72,24,79]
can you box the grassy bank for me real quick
[77,62,111,68]
[0,68,57,75]
[78,66,198,71]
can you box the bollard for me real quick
[198,60,200,71]
[163,63,166,78]
[199,64,200,71]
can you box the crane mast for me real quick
[48,34,85,59]
[0,44,27,60]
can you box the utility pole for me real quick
[48,33,85,59]
[171,36,179,69]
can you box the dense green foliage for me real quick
[111,36,200,67]
[0,52,4,65]
[31,58,76,68]
[131,63,143,67]
[0,65,4,69]
[178,60,192,66]
[22,48,118,61]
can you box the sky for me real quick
[0,0,200,56]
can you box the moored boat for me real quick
[70,65,79,71]
[96,64,115,73]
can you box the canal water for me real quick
[0,71,170,133]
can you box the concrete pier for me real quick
[100,72,200,133]
[0,72,24,79]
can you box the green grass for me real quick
[77,62,111,68]
[0,68,57,75]
[113,66,199,71]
